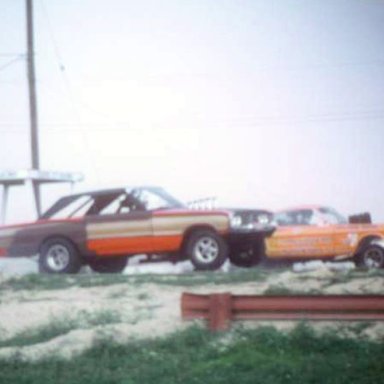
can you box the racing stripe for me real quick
[87,220,152,239]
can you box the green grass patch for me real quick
[0,268,271,292]
[0,324,383,384]
[0,268,382,294]
[0,309,122,348]
[263,284,322,295]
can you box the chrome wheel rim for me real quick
[363,247,384,269]
[46,244,70,271]
[193,237,219,264]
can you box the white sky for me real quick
[1,0,384,223]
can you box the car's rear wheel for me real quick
[185,230,228,271]
[88,257,128,273]
[356,244,384,269]
[39,238,82,274]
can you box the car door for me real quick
[326,223,360,256]
[85,211,154,256]
[266,225,334,258]
[266,209,334,259]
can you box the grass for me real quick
[0,309,123,348]
[263,284,322,295]
[0,324,383,384]
[0,268,272,292]
[0,267,382,296]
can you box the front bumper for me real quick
[228,225,276,244]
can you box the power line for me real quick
[39,0,66,72]
[0,110,383,132]
[0,53,25,57]
[38,0,101,183]
[0,55,25,72]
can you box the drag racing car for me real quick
[229,205,384,269]
[0,186,274,273]
[265,206,384,268]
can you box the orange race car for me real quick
[229,205,384,269]
[265,205,384,268]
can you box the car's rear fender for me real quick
[355,235,383,255]
[8,221,88,258]
[38,234,85,260]
[371,238,384,249]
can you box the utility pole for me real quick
[26,0,41,215]
[0,0,84,224]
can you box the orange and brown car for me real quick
[265,206,384,268]
[0,187,273,273]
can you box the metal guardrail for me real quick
[181,292,384,331]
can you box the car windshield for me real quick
[42,187,185,219]
[129,187,185,211]
[274,209,315,226]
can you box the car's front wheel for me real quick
[356,244,384,269]
[39,238,82,274]
[185,230,228,271]
[230,247,259,268]
[88,257,128,273]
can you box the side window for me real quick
[49,196,93,219]
[99,194,128,215]
[275,212,295,226]
[275,210,315,226]
[295,210,314,225]
[135,190,167,210]
[98,193,148,215]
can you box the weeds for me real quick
[137,292,149,301]
[0,309,122,348]
[1,267,382,294]
[0,268,271,292]
[0,325,383,384]
[263,284,323,295]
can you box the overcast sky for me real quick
[1,0,384,223]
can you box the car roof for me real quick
[61,188,127,199]
[40,186,161,219]
[276,205,324,213]
[59,186,163,200]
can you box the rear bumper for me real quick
[0,245,37,258]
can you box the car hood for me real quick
[153,208,230,217]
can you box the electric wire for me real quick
[0,55,25,72]
[38,0,100,183]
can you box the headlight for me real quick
[230,215,242,228]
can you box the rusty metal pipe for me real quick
[181,292,384,331]
[231,295,384,312]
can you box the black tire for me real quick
[185,230,228,271]
[88,257,128,273]
[356,244,384,269]
[229,246,259,268]
[39,238,82,274]
[229,240,265,268]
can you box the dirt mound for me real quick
[0,268,383,361]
